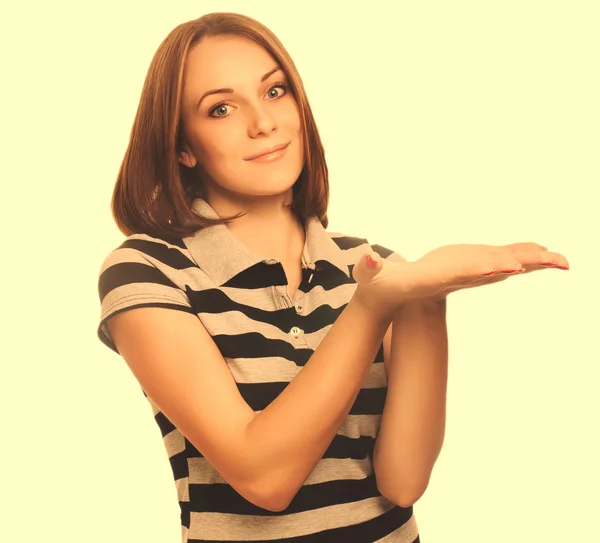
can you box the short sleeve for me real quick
[97,243,196,355]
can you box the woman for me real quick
[96,12,569,543]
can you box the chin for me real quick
[246,162,303,192]
[249,177,299,196]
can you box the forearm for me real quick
[244,295,391,510]
[373,298,449,504]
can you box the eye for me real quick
[208,81,290,118]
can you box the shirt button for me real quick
[265,258,278,265]
[290,327,302,338]
[295,305,303,313]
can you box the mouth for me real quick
[245,142,290,161]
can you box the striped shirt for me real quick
[97,197,420,542]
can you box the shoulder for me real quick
[326,229,407,264]
[97,233,196,354]
[99,233,192,272]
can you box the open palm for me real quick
[416,242,569,299]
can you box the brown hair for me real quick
[110,12,330,241]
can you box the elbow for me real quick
[259,491,293,513]
[247,477,294,513]
[264,480,299,512]
[263,498,291,513]
[395,491,422,508]
[257,487,291,512]
[380,488,423,509]
[377,479,427,509]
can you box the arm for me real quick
[244,295,392,511]
[108,295,392,513]
[373,298,449,507]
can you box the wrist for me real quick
[395,296,447,317]
[349,293,394,328]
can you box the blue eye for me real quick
[208,82,290,118]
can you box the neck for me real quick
[205,189,305,262]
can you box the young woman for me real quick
[96,12,569,543]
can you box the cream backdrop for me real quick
[3,1,598,542]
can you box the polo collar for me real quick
[181,198,351,286]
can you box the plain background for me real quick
[2,1,598,541]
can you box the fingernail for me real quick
[366,255,378,268]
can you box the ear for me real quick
[178,149,197,168]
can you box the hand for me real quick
[416,242,570,300]
[352,242,569,318]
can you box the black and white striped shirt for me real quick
[97,197,420,542]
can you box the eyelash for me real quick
[208,81,290,118]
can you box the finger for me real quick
[478,252,569,279]
[456,265,529,291]
[438,267,516,294]
[435,258,531,295]
[352,252,384,284]
[476,256,527,277]
[452,248,568,290]
[504,242,548,254]
[516,251,569,269]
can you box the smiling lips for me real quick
[245,142,290,161]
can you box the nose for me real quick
[247,102,277,137]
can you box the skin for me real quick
[176,34,572,302]
[178,35,306,264]
[174,32,572,511]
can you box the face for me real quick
[178,35,304,208]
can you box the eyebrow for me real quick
[196,66,283,109]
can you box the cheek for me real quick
[192,127,246,186]
[283,101,302,132]
[195,128,241,162]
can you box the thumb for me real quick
[352,252,383,284]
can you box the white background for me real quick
[2,1,598,541]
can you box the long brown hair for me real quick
[110,12,330,240]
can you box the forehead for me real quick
[183,36,278,99]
